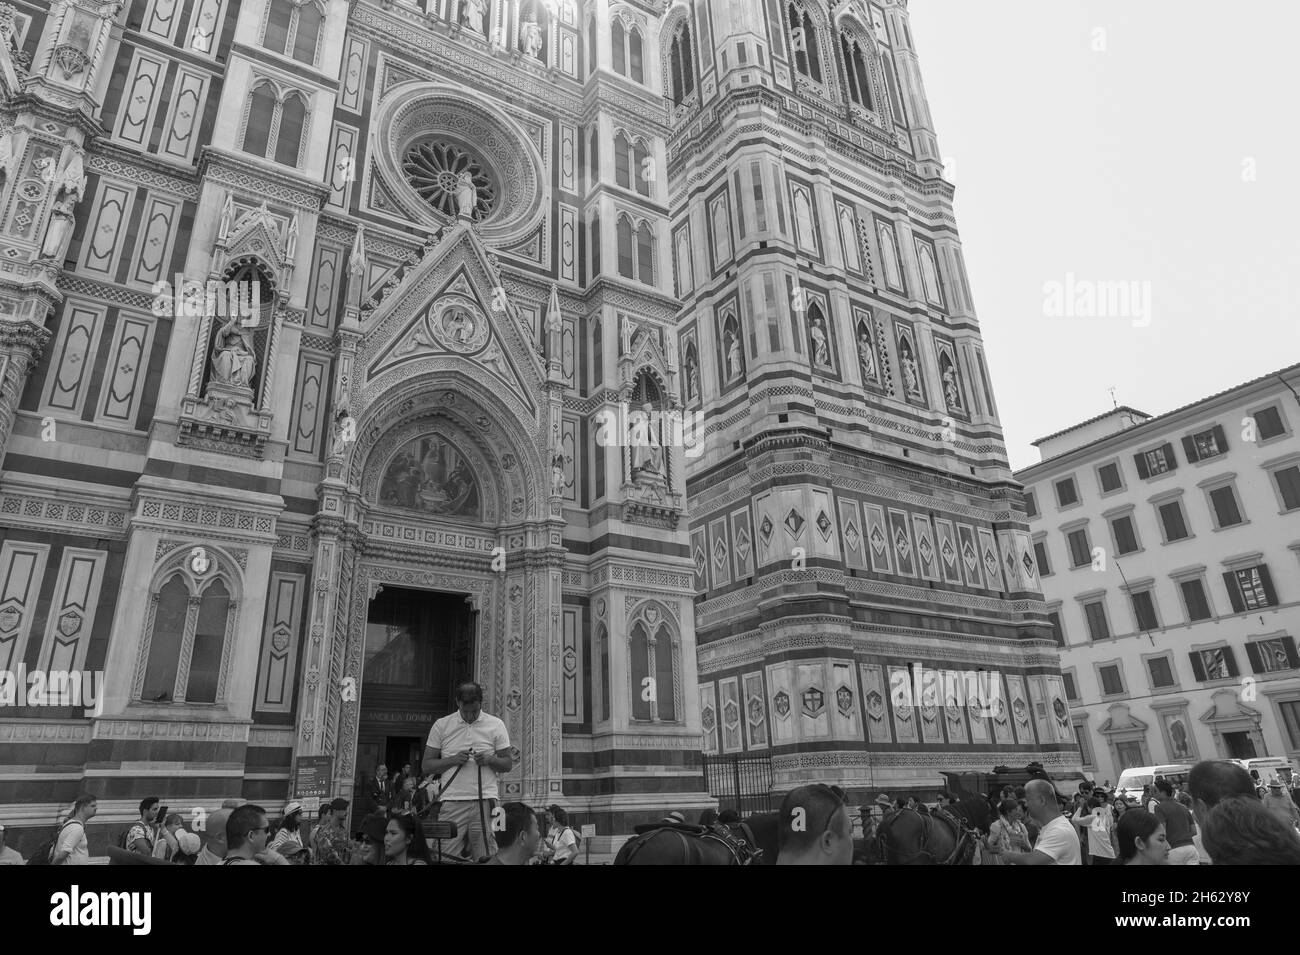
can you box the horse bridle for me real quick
[878,807,972,866]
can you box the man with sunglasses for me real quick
[221,804,290,865]
[422,681,512,861]
[775,784,855,865]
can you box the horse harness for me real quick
[621,820,765,865]
[878,807,973,866]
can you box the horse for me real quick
[874,807,977,865]
[613,812,780,865]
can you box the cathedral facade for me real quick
[0,0,1071,847]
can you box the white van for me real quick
[1115,764,1192,802]
[1229,757,1295,788]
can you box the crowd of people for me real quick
[898,760,1300,866]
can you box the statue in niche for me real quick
[857,327,876,381]
[683,347,699,403]
[445,307,474,344]
[726,328,743,381]
[551,450,567,497]
[461,0,486,33]
[630,403,663,482]
[455,170,477,220]
[520,10,543,59]
[210,315,257,389]
[37,154,86,263]
[809,314,830,368]
[899,337,921,397]
[942,363,962,411]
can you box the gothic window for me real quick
[629,26,644,83]
[588,16,599,75]
[628,605,679,722]
[667,20,695,106]
[840,29,873,109]
[614,131,631,188]
[262,0,324,66]
[588,125,600,187]
[240,81,311,168]
[636,222,654,284]
[787,2,822,83]
[274,93,307,166]
[610,17,646,83]
[611,20,626,75]
[137,549,240,705]
[877,220,904,292]
[838,205,861,272]
[633,140,652,197]
[242,83,276,158]
[589,212,601,277]
[792,184,818,253]
[617,215,634,278]
[710,194,732,267]
[403,140,498,222]
[917,240,945,308]
[673,226,693,296]
[616,214,654,285]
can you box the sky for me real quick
[907,0,1300,470]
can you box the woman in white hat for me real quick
[269,802,305,852]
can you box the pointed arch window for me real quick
[629,26,644,83]
[241,80,311,168]
[611,20,626,75]
[633,140,651,197]
[137,553,239,705]
[668,20,696,106]
[588,16,599,76]
[262,0,324,66]
[636,222,654,284]
[589,211,601,277]
[614,130,631,188]
[628,606,678,722]
[610,17,645,84]
[274,93,307,166]
[787,2,822,83]
[617,215,634,278]
[840,30,874,109]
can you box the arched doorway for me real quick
[353,586,477,816]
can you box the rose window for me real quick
[401,141,498,221]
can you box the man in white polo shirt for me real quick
[423,681,512,862]
[1002,779,1081,866]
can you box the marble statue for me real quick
[857,330,876,380]
[211,315,256,389]
[520,11,543,59]
[810,316,830,367]
[631,402,663,480]
[461,0,486,33]
[455,170,477,220]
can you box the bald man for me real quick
[195,808,231,866]
[1002,779,1080,865]
[774,784,854,865]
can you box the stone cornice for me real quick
[197,147,330,213]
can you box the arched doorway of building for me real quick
[352,586,476,818]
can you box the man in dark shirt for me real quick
[1152,779,1197,865]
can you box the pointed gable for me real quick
[358,224,544,418]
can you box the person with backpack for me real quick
[540,805,578,864]
[50,794,97,865]
[125,797,160,856]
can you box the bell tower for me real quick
[671,0,1073,795]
